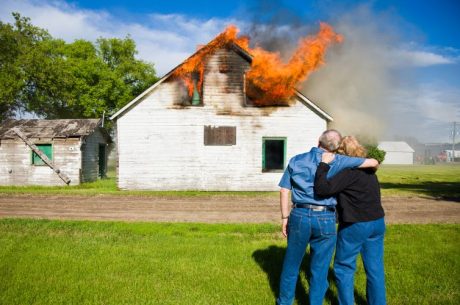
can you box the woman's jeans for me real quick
[277,207,337,305]
[334,217,386,305]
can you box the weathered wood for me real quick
[12,128,71,184]
[114,48,328,190]
[204,126,236,146]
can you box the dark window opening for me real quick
[32,144,52,166]
[204,126,236,146]
[263,138,286,172]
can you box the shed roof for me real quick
[0,119,104,139]
[111,40,333,122]
[378,141,415,153]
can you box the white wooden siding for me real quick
[81,129,108,182]
[116,48,327,190]
[0,138,81,186]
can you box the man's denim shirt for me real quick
[278,147,365,206]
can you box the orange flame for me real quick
[173,23,342,105]
[172,25,249,96]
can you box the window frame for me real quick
[262,137,287,173]
[31,143,53,166]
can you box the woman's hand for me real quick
[322,152,335,164]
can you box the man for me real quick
[276,129,378,305]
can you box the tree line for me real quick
[0,12,158,123]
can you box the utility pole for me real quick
[453,122,457,162]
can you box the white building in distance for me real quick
[378,141,415,165]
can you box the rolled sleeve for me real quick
[328,155,365,178]
[278,166,292,189]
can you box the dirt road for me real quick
[0,194,459,224]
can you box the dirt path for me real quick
[0,194,458,224]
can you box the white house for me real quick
[111,41,333,191]
[378,141,415,165]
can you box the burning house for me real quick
[111,24,340,190]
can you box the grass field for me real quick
[0,219,458,305]
[1,164,459,199]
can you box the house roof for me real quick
[111,40,333,122]
[0,119,106,140]
[378,141,415,153]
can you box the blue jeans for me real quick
[277,207,337,305]
[334,218,386,305]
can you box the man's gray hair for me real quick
[318,129,342,152]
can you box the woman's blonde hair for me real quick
[337,136,367,158]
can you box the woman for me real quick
[314,136,386,305]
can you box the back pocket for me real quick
[318,216,337,236]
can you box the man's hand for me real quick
[322,152,335,164]
[282,218,288,238]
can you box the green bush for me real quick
[366,145,386,163]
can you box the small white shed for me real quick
[378,141,415,165]
[0,119,111,186]
[111,39,333,191]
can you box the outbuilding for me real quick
[111,38,333,191]
[0,119,111,186]
[378,141,415,165]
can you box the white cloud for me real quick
[390,49,456,67]
[0,0,239,75]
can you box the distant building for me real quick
[0,119,111,186]
[444,150,460,162]
[378,141,415,165]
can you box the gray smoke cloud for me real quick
[243,3,459,143]
[301,5,401,141]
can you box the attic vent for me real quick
[204,126,236,146]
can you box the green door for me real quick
[98,144,106,178]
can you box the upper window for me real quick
[262,137,286,172]
[204,126,236,146]
[32,144,52,165]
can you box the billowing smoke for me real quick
[301,5,403,141]
[242,3,439,142]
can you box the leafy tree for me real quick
[0,13,51,121]
[0,13,158,122]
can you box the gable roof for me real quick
[0,119,108,140]
[378,141,415,153]
[111,41,333,122]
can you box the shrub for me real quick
[366,145,386,163]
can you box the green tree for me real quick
[0,13,158,122]
[0,13,52,121]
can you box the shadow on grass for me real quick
[380,181,460,202]
[252,245,367,305]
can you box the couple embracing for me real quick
[276,129,386,305]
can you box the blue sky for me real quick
[1,0,459,143]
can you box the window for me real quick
[262,138,286,172]
[32,144,52,165]
[204,126,236,146]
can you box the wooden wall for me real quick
[81,129,108,182]
[0,138,81,186]
[116,48,328,191]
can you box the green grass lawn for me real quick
[1,164,459,199]
[376,164,460,198]
[0,219,458,305]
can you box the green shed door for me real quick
[32,144,52,165]
[98,144,106,178]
